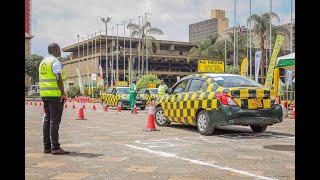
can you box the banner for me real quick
[264,34,285,89]
[91,73,97,81]
[75,68,83,94]
[254,51,262,82]
[285,70,293,91]
[99,65,103,77]
[87,65,91,95]
[240,58,248,76]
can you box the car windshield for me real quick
[117,87,130,94]
[213,76,263,88]
[149,88,158,94]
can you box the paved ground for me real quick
[25,101,295,180]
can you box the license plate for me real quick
[252,98,262,108]
[135,101,142,103]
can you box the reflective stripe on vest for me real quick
[39,57,66,97]
[130,84,136,93]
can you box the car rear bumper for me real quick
[208,104,283,126]
[121,100,147,108]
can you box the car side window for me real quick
[112,88,117,94]
[146,90,150,94]
[139,89,145,94]
[107,88,113,94]
[188,79,203,92]
[172,79,189,94]
[200,80,209,91]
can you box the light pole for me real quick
[224,19,227,70]
[129,18,136,84]
[99,30,102,77]
[111,26,114,86]
[138,16,142,78]
[116,23,123,82]
[233,0,236,67]
[82,37,85,86]
[101,17,111,88]
[249,0,252,78]
[77,34,80,77]
[269,0,272,59]
[145,13,151,74]
[123,21,127,81]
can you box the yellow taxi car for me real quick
[101,87,147,110]
[138,88,159,104]
[154,73,283,135]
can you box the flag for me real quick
[240,58,248,76]
[238,23,244,35]
[99,65,103,77]
[254,51,262,82]
[285,70,293,91]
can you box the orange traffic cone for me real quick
[146,101,157,131]
[92,103,96,110]
[292,104,295,119]
[133,103,138,114]
[34,102,37,106]
[41,106,45,114]
[82,104,86,109]
[72,102,76,109]
[75,108,87,120]
[117,101,121,113]
[103,105,108,112]
[26,101,28,105]
[30,101,33,105]
[64,103,68,108]
[39,102,42,106]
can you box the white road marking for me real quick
[125,144,278,180]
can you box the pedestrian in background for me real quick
[158,79,168,96]
[39,43,69,155]
[129,79,139,113]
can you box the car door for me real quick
[104,87,114,106]
[164,78,191,124]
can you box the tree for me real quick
[25,54,44,84]
[247,12,287,83]
[225,65,240,75]
[227,32,255,65]
[136,74,160,90]
[187,33,220,64]
[127,22,164,75]
[66,85,80,98]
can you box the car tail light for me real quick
[215,94,238,106]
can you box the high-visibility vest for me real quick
[39,56,66,97]
[158,84,167,95]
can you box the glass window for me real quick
[172,79,189,94]
[107,88,114,94]
[117,87,130,94]
[149,88,158,94]
[200,80,209,91]
[188,79,203,92]
[139,89,145,94]
[213,76,263,88]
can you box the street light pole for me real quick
[116,23,121,82]
[123,21,126,81]
[129,18,136,84]
[99,30,102,77]
[249,0,252,78]
[145,13,151,74]
[138,16,142,79]
[270,0,272,59]
[224,19,227,70]
[111,26,114,86]
[101,17,111,88]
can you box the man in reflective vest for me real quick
[39,43,69,155]
[158,79,168,96]
[130,79,139,113]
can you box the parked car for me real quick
[154,73,283,135]
[101,87,147,110]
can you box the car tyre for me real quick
[155,107,170,126]
[250,125,267,133]
[197,110,214,136]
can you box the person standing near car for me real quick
[158,79,168,96]
[39,43,69,155]
[129,79,139,113]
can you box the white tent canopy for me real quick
[276,52,295,71]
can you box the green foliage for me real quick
[66,85,80,98]
[25,54,44,84]
[93,87,103,98]
[136,74,160,90]
[225,65,241,75]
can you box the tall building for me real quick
[25,0,33,88]
[189,9,229,42]
[61,36,198,87]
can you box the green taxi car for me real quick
[154,73,283,135]
[101,87,147,110]
[139,88,159,104]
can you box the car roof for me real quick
[202,73,241,77]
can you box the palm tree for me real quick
[187,33,220,64]
[247,12,288,83]
[127,22,164,75]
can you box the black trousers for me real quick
[42,97,64,150]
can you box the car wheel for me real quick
[155,107,170,126]
[250,125,267,133]
[140,106,146,110]
[197,110,214,136]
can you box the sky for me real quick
[30,0,295,57]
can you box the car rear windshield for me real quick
[150,89,158,94]
[213,76,263,88]
[117,88,130,94]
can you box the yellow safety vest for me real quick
[158,84,167,95]
[39,56,66,97]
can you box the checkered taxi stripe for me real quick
[156,74,277,125]
[101,93,121,107]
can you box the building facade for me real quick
[189,9,229,42]
[61,36,198,87]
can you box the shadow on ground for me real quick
[62,152,104,158]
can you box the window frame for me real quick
[171,78,191,94]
